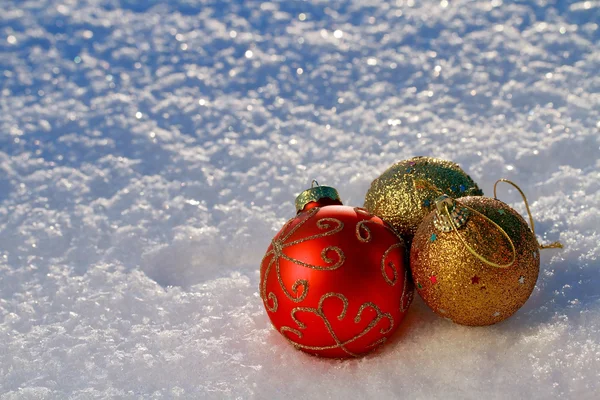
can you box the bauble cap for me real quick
[295,180,342,212]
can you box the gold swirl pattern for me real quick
[267,292,278,313]
[354,218,403,240]
[399,269,413,312]
[353,207,404,241]
[280,292,394,357]
[276,256,309,303]
[259,254,279,312]
[260,207,346,308]
[355,220,372,242]
[353,208,405,287]
[380,243,404,286]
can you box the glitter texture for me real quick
[410,196,540,326]
[363,157,483,241]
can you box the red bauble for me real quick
[260,184,413,358]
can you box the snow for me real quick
[0,0,599,398]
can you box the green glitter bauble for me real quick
[363,156,483,241]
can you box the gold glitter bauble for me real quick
[410,196,540,326]
[363,156,483,241]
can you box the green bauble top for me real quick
[363,156,483,240]
[295,180,342,212]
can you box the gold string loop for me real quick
[443,201,517,269]
[418,178,517,268]
[493,179,563,250]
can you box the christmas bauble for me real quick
[363,156,483,241]
[410,195,539,326]
[260,182,413,358]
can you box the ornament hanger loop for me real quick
[493,179,563,250]
[311,179,320,188]
[443,202,517,269]
[416,179,515,267]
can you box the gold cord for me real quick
[444,203,517,269]
[414,178,517,268]
[493,179,563,250]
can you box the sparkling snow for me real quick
[0,0,599,398]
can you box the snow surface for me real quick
[0,0,599,398]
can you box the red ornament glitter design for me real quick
[260,185,413,358]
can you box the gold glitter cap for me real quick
[295,180,341,212]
